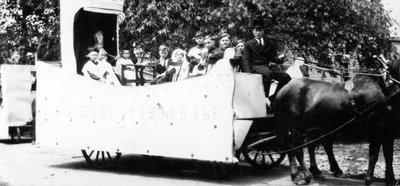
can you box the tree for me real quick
[120,0,251,58]
[0,0,60,62]
[249,0,393,64]
[0,0,393,66]
[120,0,394,67]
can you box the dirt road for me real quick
[0,140,389,186]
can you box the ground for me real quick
[0,139,397,186]
[0,67,398,185]
[278,140,400,183]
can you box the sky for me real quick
[381,0,400,37]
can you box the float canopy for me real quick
[60,0,124,73]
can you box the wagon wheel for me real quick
[197,161,236,179]
[241,133,286,169]
[81,149,122,169]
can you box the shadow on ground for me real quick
[50,154,387,185]
[0,139,33,145]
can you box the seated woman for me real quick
[170,48,189,81]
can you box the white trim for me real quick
[83,7,122,15]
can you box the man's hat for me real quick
[204,35,217,41]
[194,31,204,38]
[251,17,265,29]
[219,32,230,39]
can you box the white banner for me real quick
[0,65,35,139]
[36,62,236,162]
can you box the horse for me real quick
[273,64,399,185]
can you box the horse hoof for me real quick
[384,178,396,186]
[313,173,326,181]
[294,179,309,185]
[293,171,312,185]
[309,167,325,180]
[385,173,396,186]
[334,172,346,178]
[365,175,373,185]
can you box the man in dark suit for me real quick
[242,18,291,101]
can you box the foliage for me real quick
[0,0,60,62]
[120,0,394,65]
[120,0,251,58]
[0,0,394,65]
[249,0,394,63]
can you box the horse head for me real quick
[349,71,386,112]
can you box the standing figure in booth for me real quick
[94,30,107,55]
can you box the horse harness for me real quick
[257,73,400,155]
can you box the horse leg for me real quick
[286,127,312,185]
[290,129,312,185]
[295,148,313,185]
[308,144,325,180]
[289,152,299,181]
[365,140,380,185]
[323,141,344,178]
[382,139,395,186]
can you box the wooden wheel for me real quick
[197,161,236,179]
[241,133,286,169]
[81,149,121,169]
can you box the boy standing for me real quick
[187,31,208,74]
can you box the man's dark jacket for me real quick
[242,38,278,73]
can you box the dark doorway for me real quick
[73,9,118,74]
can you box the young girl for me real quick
[170,48,189,81]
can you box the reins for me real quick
[254,75,400,155]
[287,57,385,77]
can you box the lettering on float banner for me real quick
[64,104,222,123]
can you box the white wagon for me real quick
[35,0,286,178]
